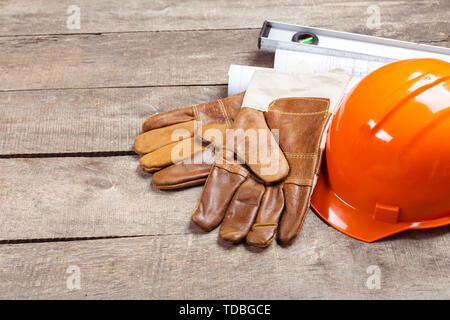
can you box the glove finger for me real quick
[264,97,331,245]
[135,120,196,155]
[246,184,284,248]
[152,148,215,190]
[142,92,244,132]
[191,162,249,232]
[142,106,195,132]
[231,107,289,183]
[139,137,203,173]
[278,183,312,245]
[219,178,266,244]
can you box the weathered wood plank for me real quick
[0,0,448,42]
[0,156,202,240]
[0,29,273,91]
[0,26,448,93]
[0,86,227,155]
[0,229,448,299]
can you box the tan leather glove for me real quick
[134,92,244,189]
[191,68,351,247]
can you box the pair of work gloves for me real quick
[134,67,350,247]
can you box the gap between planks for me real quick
[0,151,135,159]
[0,27,260,39]
[0,234,190,245]
[0,83,229,94]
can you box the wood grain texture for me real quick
[0,0,448,42]
[0,228,448,299]
[0,86,227,155]
[0,152,448,302]
[0,153,317,240]
[0,20,448,93]
[0,156,202,240]
[0,29,273,91]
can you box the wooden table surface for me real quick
[0,0,449,299]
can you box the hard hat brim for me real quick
[310,165,450,243]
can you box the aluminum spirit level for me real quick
[258,20,450,63]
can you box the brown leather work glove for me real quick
[191,68,351,247]
[134,92,244,189]
[191,98,331,246]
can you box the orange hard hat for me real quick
[311,58,450,242]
